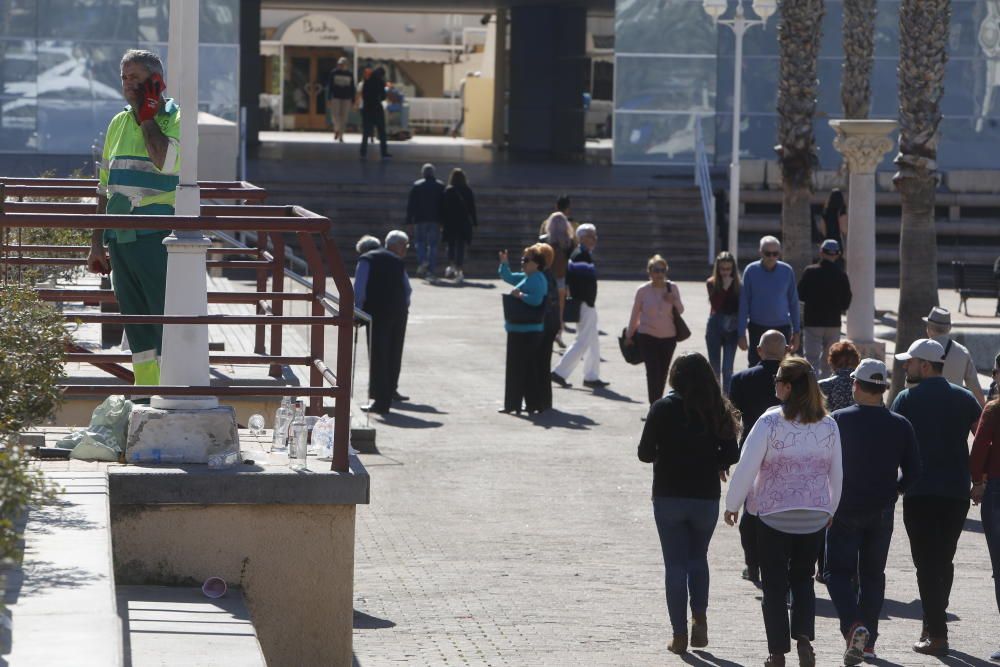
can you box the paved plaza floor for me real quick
[348,276,999,666]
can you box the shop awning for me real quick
[354,45,459,64]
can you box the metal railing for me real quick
[0,180,355,472]
[694,117,717,264]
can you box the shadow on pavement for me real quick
[426,279,496,289]
[523,408,598,430]
[937,650,996,667]
[393,401,448,415]
[374,412,443,429]
[815,596,957,624]
[589,386,642,404]
[353,609,396,630]
[964,517,983,534]
[683,650,745,667]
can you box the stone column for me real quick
[829,119,897,360]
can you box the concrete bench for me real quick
[117,585,264,667]
[4,471,122,667]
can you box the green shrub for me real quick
[0,285,66,560]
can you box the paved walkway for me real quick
[350,277,999,666]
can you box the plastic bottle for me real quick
[289,401,308,470]
[312,416,335,460]
[272,396,293,452]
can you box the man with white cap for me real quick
[825,358,921,664]
[890,338,982,656]
[924,306,986,406]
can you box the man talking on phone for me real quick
[87,49,180,391]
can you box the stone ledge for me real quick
[107,454,370,506]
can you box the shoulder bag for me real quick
[668,283,691,342]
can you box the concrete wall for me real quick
[112,503,356,667]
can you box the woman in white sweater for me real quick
[724,356,843,667]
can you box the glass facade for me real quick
[615,0,1000,170]
[0,0,239,155]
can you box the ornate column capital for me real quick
[829,119,898,174]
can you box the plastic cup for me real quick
[202,576,227,599]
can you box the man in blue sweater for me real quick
[827,359,921,664]
[737,236,801,366]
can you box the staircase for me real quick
[256,181,715,280]
[738,190,1000,286]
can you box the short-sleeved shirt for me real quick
[890,376,982,500]
[98,98,181,243]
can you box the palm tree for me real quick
[890,0,950,398]
[776,0,825,275]
[841,0,877,120]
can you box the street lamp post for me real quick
[702,0,776,259]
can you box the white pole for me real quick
[153,0,217,411]
[727,6,746,258]
[278,44,284,131]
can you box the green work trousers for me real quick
[108,231,169,385]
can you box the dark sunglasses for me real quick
[762,251,781,258]
[521,255,535,263]
[774,377,788,385]
[649,266,667,274]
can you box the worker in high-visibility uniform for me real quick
[87,49,181,389]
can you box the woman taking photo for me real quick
[724,357,843,667]
[638,353,740,655]
[536,243,560,412]
[705,251,740,393]
[627,254,685,405]
[498,244,549,414]
[442,168,477,283]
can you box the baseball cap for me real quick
[893,338,945,363]
[851,358,888,385]
[820,239,841,254]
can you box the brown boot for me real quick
[764,654,785,667]
[668,634,688,654]
[690,614,708,648]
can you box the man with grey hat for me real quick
[797,239,852,378]
[890,338,982,656]
[924,306,986,406]
[325,56,355,143]
[406,163,445,278]
[825,358,921,663]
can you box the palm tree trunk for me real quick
[841,0,877,120]
[890,0,950,399]
[776,0,825,275]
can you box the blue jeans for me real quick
[705,313,737,393]
[652,496,719,636]
[414,222,440,272]
[983,480,1000,616]
[824,505,895,643]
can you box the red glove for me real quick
[136,73,165,124]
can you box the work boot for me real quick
[690,614,708,648]
[764,654,785,667]
[667,634,687,654]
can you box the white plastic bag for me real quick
[56,395,133,461]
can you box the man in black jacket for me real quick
[360,66,390,159]
[798,239,852,378]
[552,224,607,388]
[355,230,412,414]
[728,329,787,583]
[406,163,445,279]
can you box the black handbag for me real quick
[618,328,642,365]
[668,283,691,342]
[502,293,545,325]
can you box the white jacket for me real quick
[725,406,843,517]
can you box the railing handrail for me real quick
[694,118,717,264]
[1,191,355,472]
[0,178,266,201]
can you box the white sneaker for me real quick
[990,647,1000,661]
[455,269,464,283]
[416,262,428,277]
[444,265,455,278]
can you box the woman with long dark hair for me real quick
[725,357,843,667]
[638,352,740,654]
[705,251,741,393]
[442,168,477,283]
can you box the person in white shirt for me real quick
[724,356,843,667]
[923,306,986,406]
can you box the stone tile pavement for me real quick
[348,276,999,666]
